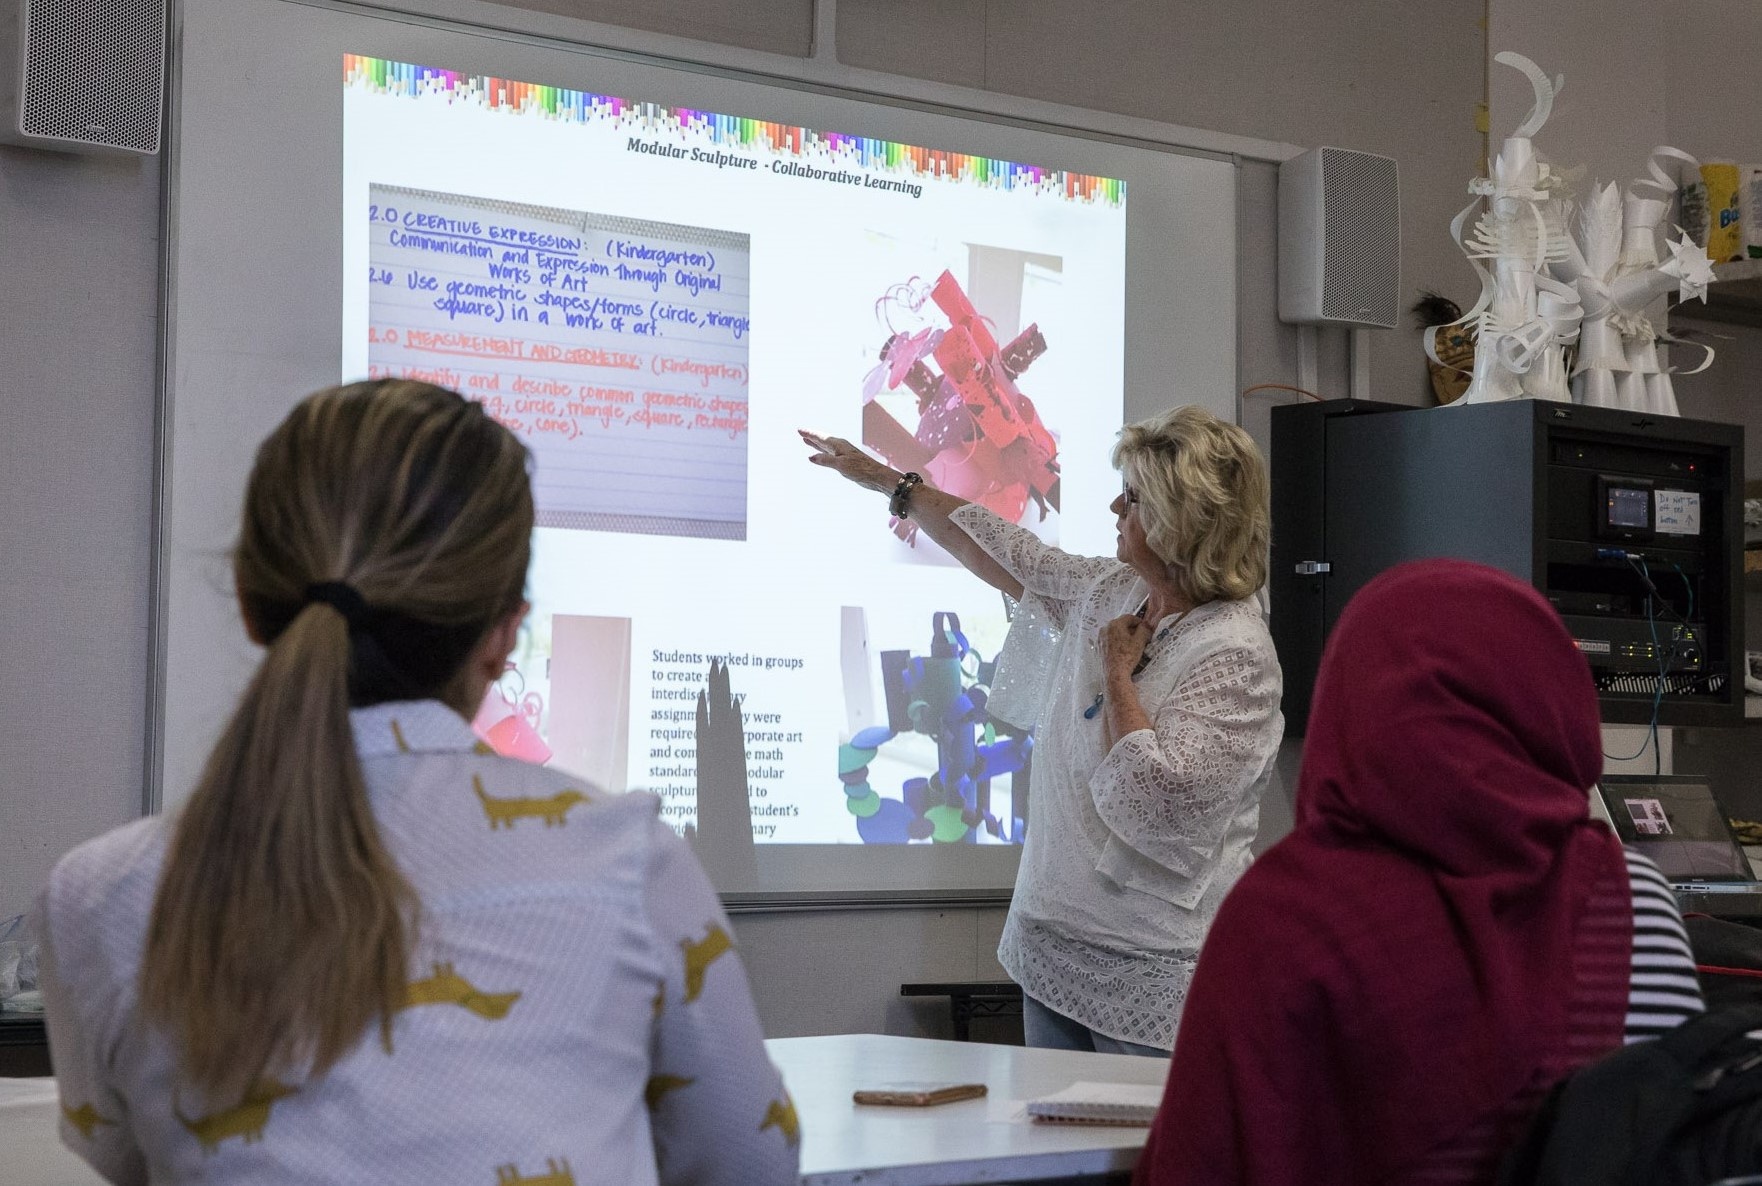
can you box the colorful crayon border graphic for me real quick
[344,54,1126,207]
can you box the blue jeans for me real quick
[1022,994,1170,1058]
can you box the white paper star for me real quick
[1663,232,1717,301]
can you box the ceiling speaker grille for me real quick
[20,0,166,153]
[1320,149,1400,328]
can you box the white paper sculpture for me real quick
[1429,52,1717,414]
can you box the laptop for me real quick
[1595,776,1762,914]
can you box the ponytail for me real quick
[142,602,412,1100]
[140,381,532,1100]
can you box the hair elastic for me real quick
[304,581,369,630]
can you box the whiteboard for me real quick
[159,0,1238,904]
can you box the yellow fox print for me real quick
[645,1074,694,1110]
[61,1101,115,1139]
[176,1080,298,1153]
[494,1157,574,1185]
[381,961,523,1052]
[405,961,523,1020]
[473,774,589,829]
[761,1096,801,1148]
[681,924,734,1003]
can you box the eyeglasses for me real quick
[1121,484,1141,509]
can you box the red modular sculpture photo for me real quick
[862,270,1060,541]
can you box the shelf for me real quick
[1674,259,1762,328]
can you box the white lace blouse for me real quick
[952,504,1284,1051]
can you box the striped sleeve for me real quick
[1623,848,1705,1043]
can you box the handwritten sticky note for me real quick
[366,183,751,540]
[1654,489,1702,536]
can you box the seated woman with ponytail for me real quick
[36,380,798,1185]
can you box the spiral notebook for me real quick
[1025,1081,1163,1126]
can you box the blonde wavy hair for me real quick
[141,380,533,1102]
[1113,405,1270,604]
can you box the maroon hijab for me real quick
[1136,560,1628,1186]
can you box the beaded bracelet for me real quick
[889,471,923,519]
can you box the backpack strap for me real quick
[1500,1005,1762,1186]
[1654,1003,1762,1070]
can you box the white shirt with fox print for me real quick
[36,699,799,1186]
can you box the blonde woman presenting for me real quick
[804,406,1283,1055]
[38,381,798,1184]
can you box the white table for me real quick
[1,1078,95,1186]
[1,1035,1165,1185]
[773,1033,1165,1185]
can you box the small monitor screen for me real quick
[1598,778,1752,882]
[1606,486,1651,530]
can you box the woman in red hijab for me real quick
[1134,559,1702,1186]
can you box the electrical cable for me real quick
[1671,561,1695,622]
[1620,553,1694,631]
[1601,678,1666,765]
[1645,582,1664,776]
[1602,556,1669,771]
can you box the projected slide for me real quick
[341,55,1127,870]
[366,187,752,539]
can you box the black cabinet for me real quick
[1272,399,1744,733]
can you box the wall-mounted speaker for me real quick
[1278,146,1400,328]
[0,0,167,155]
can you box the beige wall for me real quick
[1488,0,1669,192]
[0,145,160,921]
[475,0,813,55]
[1667,0,1762,478]
[838,0,1486,408]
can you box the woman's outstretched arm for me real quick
[800,431,1023,600]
